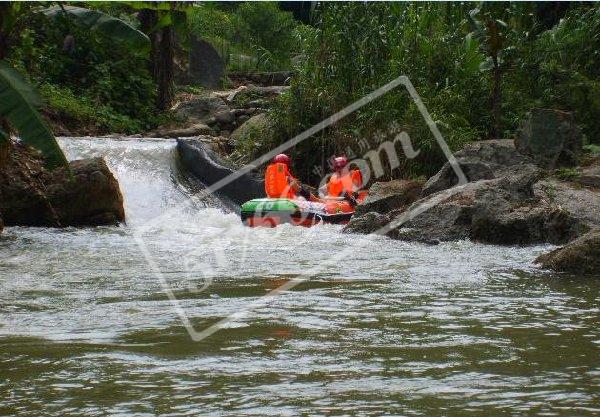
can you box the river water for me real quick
[1,137,598,416]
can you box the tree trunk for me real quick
[156,25,174,111]
[138,9,158,78]
[491,54,501,139]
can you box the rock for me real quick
[579,157,600,188]
[154,123,214,138]
[220,130,230,138]
[534,178,600,231]
[0,214,3,235]
[421,139,534,197]
[0,143,59,226]
[535,229,600,275]
[177,138,265,206]
[355,179,422,216]
[386,168,582,245]
[343,212,389,235]
[516,108,583,169]
[0,143,124,227]
[47,158,125,226]
[230,113,274,146]
[188,37,224,89]
[214,109,235,124]
[175,94,230,124]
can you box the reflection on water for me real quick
[0,137,598,416]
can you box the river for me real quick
[1,137,598,416]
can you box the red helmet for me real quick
[333,156,349,171]
[273,153,291,165]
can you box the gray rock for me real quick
[343,212,389,235]
[534,178,600,231]
[214,109,235,124]
[389,168,582,245]
[421,139,534,197]
[535,228,600,275]
[177,138,264,206]
[230,113,274,146]
[175,94,230,124]
[516,108,583,169]
[579,158,600,188]
[154,123,214,138]
[355,179,422,216]
[188,37,224,89]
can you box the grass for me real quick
[555,167,581,182]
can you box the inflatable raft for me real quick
[241,197,357,227]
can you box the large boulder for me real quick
[579,157,600,188]
[385,168,581,245]
[230,113,275,147]
[0,143,59,226]
[515,108,583,169]
[421,139,534,197]
[177,138,264,206]
[174,93,230,124]
[152,123,214,138]
[0,143,125,227]
[354,179,422,216]
[47,158,125,226]
[534,178,600,231]
[343,211,389,235]
[188,37,224,89]
[535,229,600,275]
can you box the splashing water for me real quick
[0,137,598,416]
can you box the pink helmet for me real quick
[273,153,291,165]
[333,156,349,171]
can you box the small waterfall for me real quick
[58,137,225,226]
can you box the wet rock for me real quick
[421,139,534,197]
[177,138,264,205]
[535,228,600,275]
[0,143,59,226]
[188,37,224,89]
[516,108,583,169]
[355,179,422,216]
[0,214,3,235]
[47,158,125,226]
[0,143,124,227]
[343,212,389,235]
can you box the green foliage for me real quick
[9,7,158,132]
[188,3,299,72]
[41,6,150,52]
[555,167,581,182]
[583,144,600,156]
[0,60,68,169]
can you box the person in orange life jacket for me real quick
[324,156,363,206]
[264,154,320,201]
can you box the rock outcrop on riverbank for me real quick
[0,143,124,227]
[535,229,600,275]
[345,110,599,251]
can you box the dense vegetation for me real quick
[2,2,600,182]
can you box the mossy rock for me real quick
[535,229,600,275]
[230,113,276,159]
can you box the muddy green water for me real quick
[1,138,598,416]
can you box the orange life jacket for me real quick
[327,169,363,197]
[265,163,297,199]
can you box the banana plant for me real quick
[0,60,68,169]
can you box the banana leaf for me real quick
[0,61,69,170]
[42,6,150,53]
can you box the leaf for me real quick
[0,61,69,170]
[479,56,494,71]
[42,6,150,52]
